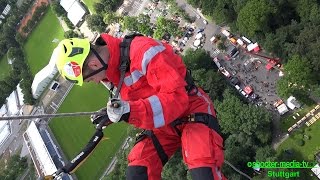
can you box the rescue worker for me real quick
[55,34,226,180]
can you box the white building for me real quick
[1,4,11,16]
[312,164,320,179]
[0,105,10,147]
[23,121,73,179]
[60,0,87,26]
[31,47,59,99]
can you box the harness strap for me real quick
[170,113,222,137]
[113,33,143,99]
[134,130,168,166]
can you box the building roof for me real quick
[0,105,6,116]
[60,0,75,11]
[244,86,253,95]
[286,96,301,110]
[26,122,57,175]
[2,4,11,15]
[311,164,320,179]
[6,91,19,115]
[0,121,10,146]
[67,1,86,26]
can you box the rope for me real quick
[0,111,100,121]
[224,160,253,180]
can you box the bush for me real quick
[296,139,305,146]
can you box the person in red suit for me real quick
[55,34,226,180]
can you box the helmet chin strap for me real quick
[83,48,108,80]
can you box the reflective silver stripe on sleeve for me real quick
[215,167,222,180]
[124,70,143,86]
[124,43,165,86]
[141,44,165,75]
[148,95,165,128]
[197,91,212,115]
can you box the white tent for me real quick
[67,1,86,26]
[247,42,259,52]
[32,47,59,99]
[195,33,203,40]
[312,164,320,179]
[25,122,57,175]
[0,105,7,116]
[193,39,201,47]
[16,83,25,106]
[6,91,19,115]
[277,103,289,115]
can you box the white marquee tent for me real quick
[32,47,59,99]
[60,0,87,26]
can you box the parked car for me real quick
[203,19,208,25]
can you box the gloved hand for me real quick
[90,107,111,129]
[107,98,130,123]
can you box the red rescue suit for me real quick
[100,34,226,180]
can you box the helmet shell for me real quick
[55,38,90,86]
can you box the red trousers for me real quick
[126,123,227,180]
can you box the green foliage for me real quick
[216,89,272,143]
[276,55,316,99]
[182,48,215,71]
[86,14,107,33]
[0,155,28,179]
[51,0,65,17]
[255,146,276,162]
[153,16,181,40]
[237,0,275,38]
[122,16,139,32]
[296,139,305,146]
[64,30,80,38]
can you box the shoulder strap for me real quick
[113,33,143,99]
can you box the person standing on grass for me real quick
[54,33,226,180]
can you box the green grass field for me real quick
[82,0,100,14]
[49,83,128,180]
[24,8,64,76]
[0,55,11,80]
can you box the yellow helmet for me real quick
[55,38,90,86]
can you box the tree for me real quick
[237,0,275,38]
[215,89,272,143]
[64,30,79,38]
[162,149,189,180]
[51,0,65,17]
[94,2,106,14]
[103,13,119,25]
[255,146,276,162]
[182,48,215,71]
[86,14,106,33]
[276,55,316,99]
[122,16,138,32]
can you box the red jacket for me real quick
[101,34,216,130]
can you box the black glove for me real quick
[90,107,112,129]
